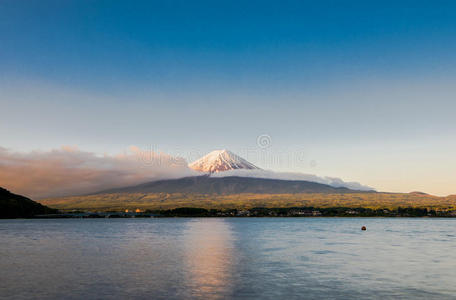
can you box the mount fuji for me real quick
[96,150,373,195]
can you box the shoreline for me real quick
[20,206,456,219]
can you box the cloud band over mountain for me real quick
[210,169,374,191]
[0,146,372,199]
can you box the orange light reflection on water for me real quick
[183,219,236,299]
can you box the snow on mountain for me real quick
[188,149,260,173]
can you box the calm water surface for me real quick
[1,218,455,299]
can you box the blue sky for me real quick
[1,0,456,195]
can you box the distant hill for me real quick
[409,191,429,195]
[98,175,369,195]
[0,187,58,218]
[41,190,451,212]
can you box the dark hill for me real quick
[0,187,58,218]
[98,175,372,195]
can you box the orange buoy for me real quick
[361,226,366,231]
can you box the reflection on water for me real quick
[1,218,456,299]
[183,219,235,299]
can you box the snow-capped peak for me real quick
[189,150,260,173]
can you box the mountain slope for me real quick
[98,175,367,195]
[189,150,259,173]
[0,187,58,218]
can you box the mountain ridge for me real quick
[96,175,372,195]
[95,150,374,195]
[0,187,58,218]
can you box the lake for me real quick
[1,218,455,299]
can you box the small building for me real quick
[236,210,250,217]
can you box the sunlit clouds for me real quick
[0,146,197,199]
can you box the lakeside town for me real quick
[35,206,456,218]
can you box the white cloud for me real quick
[209,169,374,191]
